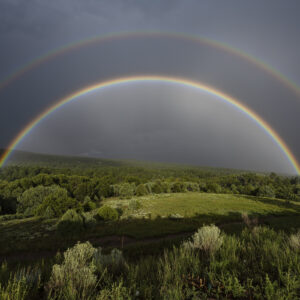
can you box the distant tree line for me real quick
[0,165,299,217]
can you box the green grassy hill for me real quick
[3,149,249,175]
[1,192,299,257]
[105,192,300,219]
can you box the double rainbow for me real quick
[0,75,299,174]
[1,32,300,99]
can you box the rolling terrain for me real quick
[0,151,299,299]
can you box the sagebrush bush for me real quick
[289,230,300,251]
[96,281,131,299]
[183,224,223,255]
[96,206,118,221]
[93,247,125,274]
[47,242,97,299]
[47,242,127,299]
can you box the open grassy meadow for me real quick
[105,192,300,218]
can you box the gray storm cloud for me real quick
[1,0,300,174]
[18,84,294,173]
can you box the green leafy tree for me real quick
[135,184,149,196]
[206,183,222,193]
[34,186,78,217]
[257,185,275,198]
[17,185,55,216]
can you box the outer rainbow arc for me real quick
[1,31,300,100]
[0,75,299,174]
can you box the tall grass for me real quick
[1,225,299,299]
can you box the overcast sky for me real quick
[1,0,300,173]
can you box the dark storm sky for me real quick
[1,0,300,174]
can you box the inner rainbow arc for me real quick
[0,75,299,174]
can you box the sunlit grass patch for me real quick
[104,192,300,219]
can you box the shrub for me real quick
[289,231,300,251]
[161,182,172,193]
[152,181,164,194]
[128,199,142,211]
[93,247,125,274]
[135,184,149,196]
[57,209,84,234]
[97,206,118,221]
[96,281,130,299]
[257,185,275,198]
[183,225,223,255]
[171,182,187,193]
[206,183,222,193]
[47,242,97,299]
[198,182,207,192]
[83,197,97,212]
[185,182,200,192]
[230,184,239,194]
[43,206,56,219]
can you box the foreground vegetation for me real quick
[0,151,300,298]
[0,224,299,299]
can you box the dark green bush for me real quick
[152,180,164,194]
[83,196,97,212]
[206,183,222,193]
[57,209,84,234]
[96,206,119,221]
[135,184,149,196]
[171,182,187,193]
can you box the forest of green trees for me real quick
[1,164,299,219]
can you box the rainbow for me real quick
[1,31,300,99]
[0,75,299,174]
